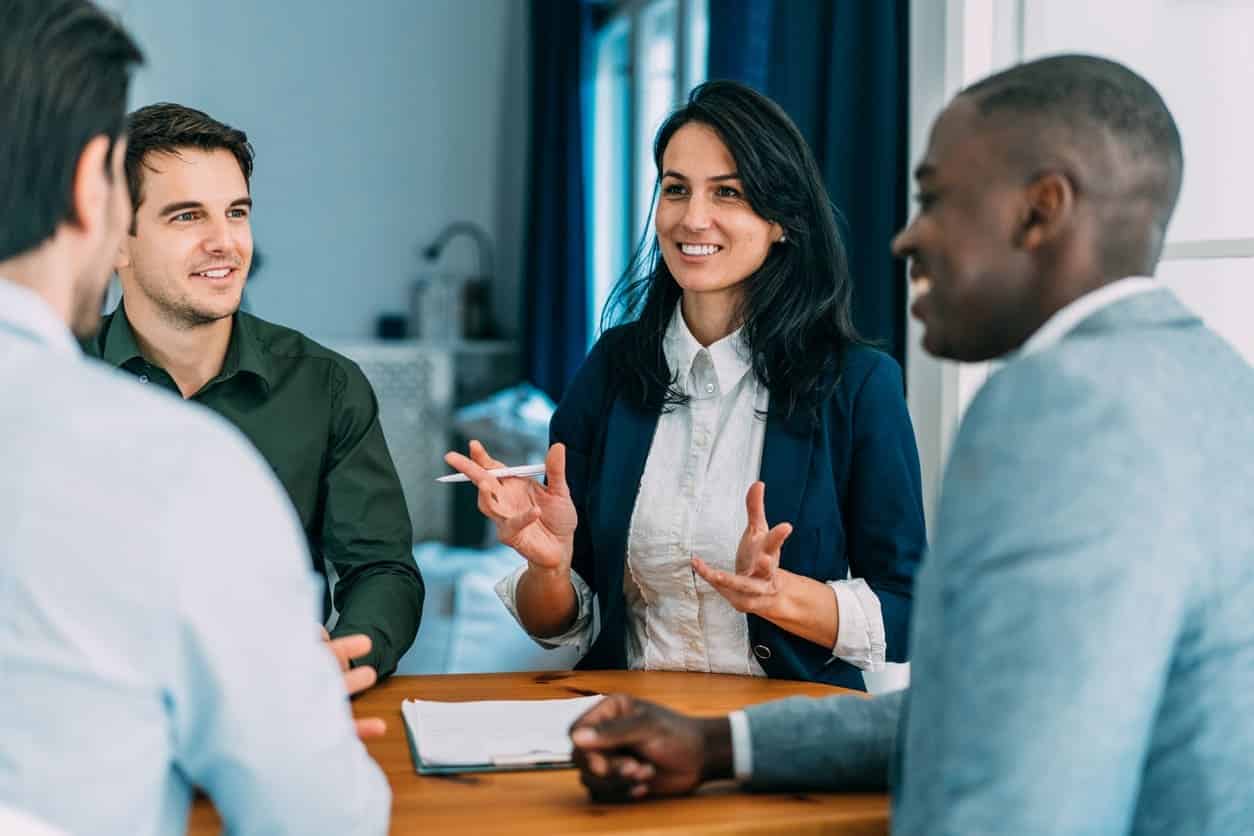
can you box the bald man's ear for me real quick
[1016,172,1075,251]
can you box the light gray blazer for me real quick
[744,289,1254,835]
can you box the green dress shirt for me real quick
[83,306,424,677]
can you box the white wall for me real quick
[105,0,530,341]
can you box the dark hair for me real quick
[0,0,143,261]
[125,102,254,231]
[963,54,1183,222]
[601,80,861,424]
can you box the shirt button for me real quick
[138,374,149,383]
[705,383,715,394]
[753,644,772,660]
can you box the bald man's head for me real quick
[962,54,1182,271]
[893,54,1183,362]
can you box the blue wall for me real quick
[107,0,529,341]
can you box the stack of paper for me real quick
[401,695,603,774]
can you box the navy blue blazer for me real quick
[550,330,926,689]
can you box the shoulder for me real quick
[949,348,1143,500]
[828,345,906,414]
[583,324,632,378]
[558,324,631,404]
[15,352,298,543]
[840,346,903,388]
[241,312,371,396]
[241,311,345,366]
[964,347,1116,439]
[101,363,287,493]
[550,325,633,442]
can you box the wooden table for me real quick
[188,670,890,835]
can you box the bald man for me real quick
[567,54,1254,835]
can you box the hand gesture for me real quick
[443,440,577,574]
[321,629,386,739]
[692,481,792,615]
[569,695,731,802]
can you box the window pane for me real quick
[1022,0,1254,243]
[1159,258,1254,365]
[589,20,633,340]
[636,0,678,240]
[684,0,709,95]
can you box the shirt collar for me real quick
[663,303,753,395]
[0,278,81,357]
[1019,276,1159,358]
[101,302,273,390]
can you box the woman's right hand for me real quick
[444,440,578,575]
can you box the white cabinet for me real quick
[328,340,520,543]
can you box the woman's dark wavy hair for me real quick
[600,80,862,425]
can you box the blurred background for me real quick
[96,0,1254,683]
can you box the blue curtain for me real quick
[523,0,591,402]
[709,0,910,369]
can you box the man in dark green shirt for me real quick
[83,103,423,680]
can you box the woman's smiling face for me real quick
[654,122,783,300]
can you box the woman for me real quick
[446,80,925,689]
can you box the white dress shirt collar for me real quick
[663,302,754,397]
[1019,276,1158,358]
[0,277,80,357]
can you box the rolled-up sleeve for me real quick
[495,567,600,654]
[828,578,887,670]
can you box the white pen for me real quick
[436,463,548,484]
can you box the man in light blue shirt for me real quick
[568,55,1254,835]
[0,2,389,833]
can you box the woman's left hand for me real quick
[692,481,793,615]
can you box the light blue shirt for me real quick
[0,279,390,835]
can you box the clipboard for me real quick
[400,695,603,775]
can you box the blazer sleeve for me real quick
[743,689,904,792]
[842,352,927,662]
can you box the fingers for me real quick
[571,694,658,752]
[745,481,767,531]
[327,633,373,672]
[575,747,654,804]
[444,450,502,494]
[693,557,775,598]
[579,750,654,781]
[468,439,506,470]
[571,713,657,752]
[571,694,634,737]
[763,522,793,558]
[579,767,648,804]
[476,484,508,521]
[496,505,541,544]
[545,443,570,497]
[319,625,331,642]
[355,716,387,739]
[343,664,378,697]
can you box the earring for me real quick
[778,233,788,243]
